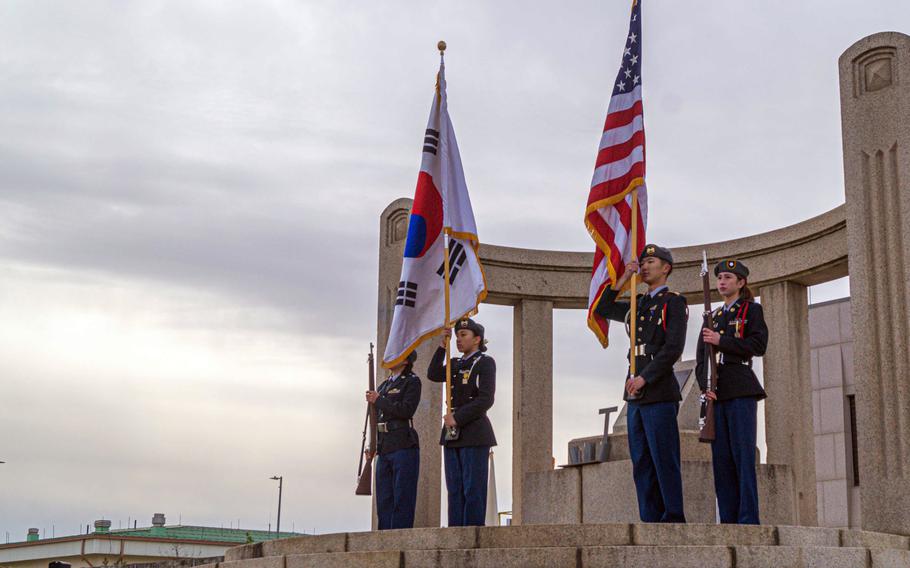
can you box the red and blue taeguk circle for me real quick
[404,172,443,259]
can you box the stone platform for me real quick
[524,458,794,526]
[216,523,910,567]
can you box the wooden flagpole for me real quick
[443,230,455,434]
[437,40,456,438]
[628,189,639,392]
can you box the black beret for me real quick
[405,350,417,364]
[639,243,673,265]
[455,318,484,338]
[714,259,750,279]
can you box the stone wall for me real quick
[809,297,860,529]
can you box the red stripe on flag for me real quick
[587,211,625,280]
[586,162,645,206]
[603,99,643,132]
[595,129,646,170]
[614,197,632,234]
[592,248,604,276]
[614,192,646,258]
[590,286,611,332]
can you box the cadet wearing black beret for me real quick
[714,259,749,280]
[640,243,674,267]
[427,318,496,526]
[366,349,422,529]
[594,243,688,524]
[455,318,487,351]
[697,258,768,525]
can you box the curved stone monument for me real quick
[375,31,910,535]
[839,31,910,537]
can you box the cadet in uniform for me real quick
[427,318,496,527]
[365,350,422,529]
[595,244,688,523]
[696,259,767,525]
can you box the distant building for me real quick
[0,515,299,568]
[807,297,859,529]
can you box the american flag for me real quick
[585,0,648,347]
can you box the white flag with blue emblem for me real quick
[382,56,487,368]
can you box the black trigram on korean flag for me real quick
[396,281,418,308]
[437,241,467,285]
[423,129,439,155]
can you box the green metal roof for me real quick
[109,526,301,544]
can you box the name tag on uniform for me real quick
[388,388,401,394]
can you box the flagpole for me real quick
[628,189,639,390]
[438,40,456,437]
[443,230,454,421]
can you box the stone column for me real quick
[511,299,554,524]
[760,281,818,526]
[839,32,910,535]
[377,198,442,528]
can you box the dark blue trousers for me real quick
[443,446,490,526]
[375,447,420,530]
[712,397,760,524]
[627,401,686,523]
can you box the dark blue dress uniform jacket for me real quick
[374,371,422,455]
[595,287,688,404]
[695,299,768,401]
[427,347,497,448]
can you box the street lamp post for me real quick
[269,476,283,537]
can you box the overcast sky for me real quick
[0,0,904,540]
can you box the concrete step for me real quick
[223,523,910,561]
[216,543,910,568]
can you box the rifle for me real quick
[355,343,377,495]
[698,251,719,443]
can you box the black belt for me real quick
[377,420,411,433]
[719,358,752,368]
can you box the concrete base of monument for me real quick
[568,430,743,464]
[216,523,910,567]
[523,459,795,525]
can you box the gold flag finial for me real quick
[438,40,447,54]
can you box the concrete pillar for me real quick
[377,199,442,528]
[511,299,554,524]
[839,32,910,535]
[760,281,818,526]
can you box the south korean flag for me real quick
[382,55,487,368]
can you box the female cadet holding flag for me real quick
[428,318,496,527]
[696,259,768,525]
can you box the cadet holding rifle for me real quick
[696,259,768,525]
[595,244,688,523]
[365,350,422,529]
